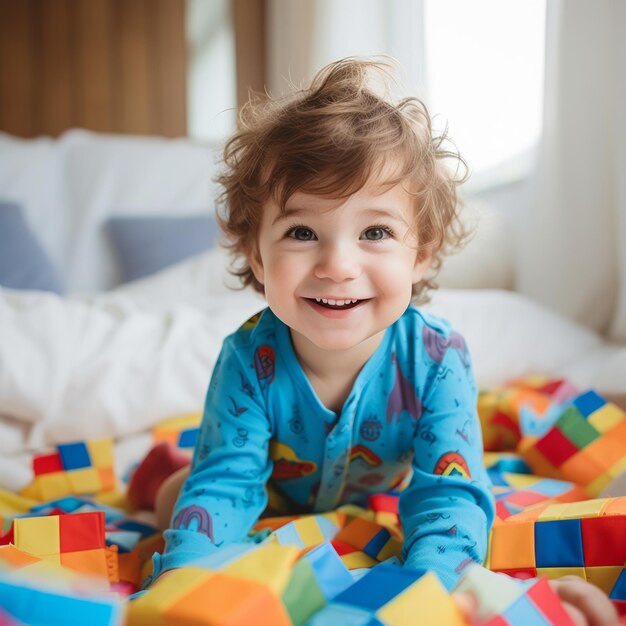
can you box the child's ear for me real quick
[412,249,433,283]
[247,246,265,285]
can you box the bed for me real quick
[1,129,625,625]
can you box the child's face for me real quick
[248,176,431,355]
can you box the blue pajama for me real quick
[157,305,495,590]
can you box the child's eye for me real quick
[286,226,316,241]
[361,226,393,241]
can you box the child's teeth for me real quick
[314,298,359,306]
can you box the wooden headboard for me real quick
[0,0,187,138]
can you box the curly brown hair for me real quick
[215,57,468,303]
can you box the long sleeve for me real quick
[400,328,495,591]
[157,337,274,576]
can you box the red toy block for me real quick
[59,512,106,553]
[534,428,579,467]
[33,453,64,475]
[581,516,626,566]
[527,577,577,624]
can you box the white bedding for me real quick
[2,249,625,491]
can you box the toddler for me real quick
[141,58,617,625]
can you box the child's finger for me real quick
[551,577,619,626]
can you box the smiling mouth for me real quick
[306,297,365,310]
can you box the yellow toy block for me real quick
[223,544,299,595]
[378,571,466,626]
[14,516,60,557]
[377,536,403,561]
[502,473,542,490]
[36,472,73,501]
[340,551,377,569]
[536,566,587,581]
[585,566,622,594]
[489,521,535,570]
[556,498,610,519]
[588,403,625,432]
[86,438,114,468]
[293,516,327,547]
[67,467,100,494]
[0,488,38,515]
[537,502,569,521]
[128,567,217,626]
[164,571,292,626]
[601,496,626,516]
[586,473,613,497]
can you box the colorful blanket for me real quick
[1,378,625,625]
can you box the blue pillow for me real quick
[0,201,64,293]
[106,215,220,283]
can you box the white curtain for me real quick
[517,0,626,341]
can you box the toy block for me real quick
[36,472,73,501]
[293,515,330,547]
[58,442,92,471]
[454,565,525,619]
[601,496,626,516]
[304,602,376,626]
[521,446,562,480]
[581,516,626,566]
[525,577,578,625]
[0,545,41,568]
[496,567,537,580]
[59,512,105,552]
[586,473,614,497]
[556,498,610,519]
[304,541,353,600]
[534,519,584,568]
[60,548,110,580]
[585,436,626,472]
[378,570,466,626]
[222,543,299,595]
[559,451,605,488]
[505,490,548,508]
[165,571,292,626]
[341,551,378,569]
[531,478,575,498]
[573,390,606,417]
[534,428,579,467]
[556,408,600,449]
[67,467,101,494]
[606,418,626,442]
[610,568,626,600]
[334,564,423,612]
[587,402,625,432]
[281,558,327,626]
[13,516,60,557]
[177,428,199,449]
[33,452,64,475]
[86,439,114,468]
[535,567,586,581]
[489,521,535,570]
[128,567,217,624]
[501,593,553,625]
[98,466,117,491]
[585,566,622,595]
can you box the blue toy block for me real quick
[609,568,626,600]
[504,593,551,625]
[305,542,353,600]
[534,519,584,568]
[178,428,199,448]
[363,528,392,559]
[531,479,573,498]
[304,603,374,626]
[572,390,606,418]
[0,579,122,626]
[334,564,425,612]
[58,442,91,470]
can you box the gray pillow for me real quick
[0,201,63,293]
[106,214,219,283]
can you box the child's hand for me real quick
[550,576,619,626]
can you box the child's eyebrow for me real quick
[272,206,410,226]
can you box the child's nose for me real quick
[314,242,361,282]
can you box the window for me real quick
[423,0,546,187]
